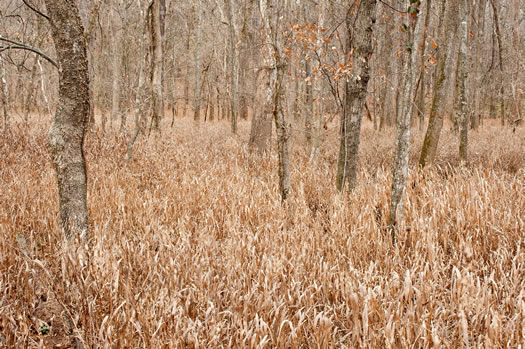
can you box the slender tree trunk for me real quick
[24,55,40,124]
[335,0,377,193]
[490,0,505,126]
[415,0,431,132]
[457,0,469,164]
[151,0,164,131]
[388,0,425,238]
[0,54,9,132]
[304,59,313,149]
[128,0,149,160]
[224,0,238,134]
[193,1,203,126]
[260,0,290,201]
[183,35,190,117]
[419,0,458,167]
[44,0,90,241]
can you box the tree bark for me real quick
[192,0,203,126]
[151,0,164,131]
[259,0,290,202]
[128,0,150,160]
[335,0,377,193]
[457,0,469,164]
[110,1,122,130]
[224,0,238,134]
[419,0,458,167]
[388,0,425,238]
[0,54,9,132]
[44,0,90,241]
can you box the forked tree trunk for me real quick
[335,0,376,193]
[44,0,90,241]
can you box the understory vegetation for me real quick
[0,118,524,347]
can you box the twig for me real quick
[0,36,57,68]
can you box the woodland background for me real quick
[0,0,524,347]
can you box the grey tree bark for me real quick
[44,0,90,241]
[457,0,469,164]
[192,0,203,127]
[224,0,238,134]
[388,0,425,239]
[260,0,290,202]
[151,0,164,131]
[0,54,9,132]
[419,0,458,167]
[110,1,122,130]
[127,0,150,160]
[335,0,377,193]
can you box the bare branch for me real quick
[0,36,57,68]
[22,0,50,21]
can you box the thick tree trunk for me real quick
[110,2,122,130]
[44,0,90,241]
[335,0,376,193]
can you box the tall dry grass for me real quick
[0,118,524,348]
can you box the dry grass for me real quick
[0,117,524,348]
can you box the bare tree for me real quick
[150,0,164,131]
[335,0,377,193]
[192,0,203,127]
[456,0,469,164]
[419,0,459,167]
[388,0,425,239]
[44,0,90,241]
[259,0,290,201]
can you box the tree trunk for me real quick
[224,0,238,134]
[44,0,90,241]
[0,54,9,132]
[419,0,458,167]
[335,0,376,193]
[457,0,469,164]
[151,0,164,131]
[192,1,203,126]
[110,1,122,130]
[490,0,505,126]
[415,0,431,132]
[388,0,425,239]
[304,59,313,149]
[127,0,149,160]
[260,0,290,202]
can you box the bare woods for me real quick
[0,0,524,347]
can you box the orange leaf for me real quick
[432,40,437,49]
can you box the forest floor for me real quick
[0,117,524,347]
